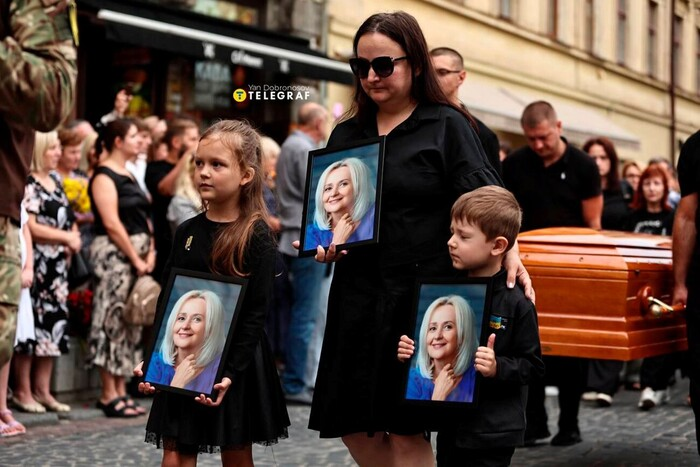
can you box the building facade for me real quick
[325,0,700,163]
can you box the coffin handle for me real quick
[638,286,686,317]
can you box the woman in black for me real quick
[582,137,631,407]
[88,119,153,418]
[308,11,530,466]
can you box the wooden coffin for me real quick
[518,228,686,361]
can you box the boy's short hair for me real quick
[451,186,522,252]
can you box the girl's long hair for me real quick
[201,120,269,276]
[342,11,476,130]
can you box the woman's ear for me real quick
[491,237,509,257]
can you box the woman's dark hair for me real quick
[582,137,621,192]
[103,118,136,153]
[343,11,475,129]
[630,165,671,212]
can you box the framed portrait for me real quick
[403,278,493,408]
[142,268,248,398]
[298,136,386,257]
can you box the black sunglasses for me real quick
[349,56,408,79]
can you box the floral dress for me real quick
[19,172,75,356]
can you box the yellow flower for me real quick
[63,177,91,214]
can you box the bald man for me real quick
[431,47,501,174]
[276,102,329,404]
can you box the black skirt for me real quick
[145,334,289,453]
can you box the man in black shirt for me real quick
[430,47,501,175]
[673,130,700,454]
[502,101,602,447]
[145,118,200,284]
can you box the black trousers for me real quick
[685,296,700,455]
[587,359,623,396]
[436,431,516,467]
[640,352,683,390]
[526,356,588,435]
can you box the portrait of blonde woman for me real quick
[406,295,479,402]
[304,157,376,251]
[145,290,226,394]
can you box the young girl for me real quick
[136,120,289,466]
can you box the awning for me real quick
[86,0,353,85]
[460,81,641,150]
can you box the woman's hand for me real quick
[65,230,82,253]
[503,245,535,303]
[133,361,157,395]
[20,267,33,289]
[132,257,149,277]
[170,354,198,389]
[474,333,497,378]
[195,377,232,407]
[331,213,357,246]
[145,250,156,274]
[397,335,415,362]
[290,240,348,264]
[432,363,459,401]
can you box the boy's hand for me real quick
[397,335,415,361]
[432,363,458,401]
[475,333,497,378]
[195,377,232,407]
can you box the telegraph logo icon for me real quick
[233,89,247,102]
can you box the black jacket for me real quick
[451,269,544,448]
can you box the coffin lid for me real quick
[518,227,672,251]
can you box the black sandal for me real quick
[96,398,139,418]
[121,396,147,415]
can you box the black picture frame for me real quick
[402,277,493,408]
[298,136,386,257]
[142,268,248,398]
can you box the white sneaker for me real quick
[596,393,613,407]
[582,391,597,401]
[638,387,656,410]
[638,387,669,410]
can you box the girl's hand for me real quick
[171,354,198,388]
[195,377,232,407]
[331,213,357,246]
[397,335,415,362]
[474,334,497,378]
[20,267,33,289]
[432,363,459,401]
[314,243,348,263]
[133,361,157,395]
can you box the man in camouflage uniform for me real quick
[0,0,77,366]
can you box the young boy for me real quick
[398,185,544,466]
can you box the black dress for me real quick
[308,104,502,438]
[145,213,289,453]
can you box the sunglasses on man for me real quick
[349,56,408,79]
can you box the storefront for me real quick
[77,0,352,141]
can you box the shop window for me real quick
[140,0,260,26]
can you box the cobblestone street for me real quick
[1,378,697,466]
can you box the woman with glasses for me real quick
[307,11,531,466]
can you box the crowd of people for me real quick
[2,3,699,467]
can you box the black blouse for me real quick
[89,166,150,236]
[328,103,502,268]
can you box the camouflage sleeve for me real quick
[0,0,77,131]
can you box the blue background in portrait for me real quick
[152,275,243,355]
[304,142,380,237]
[409,283,487,371]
